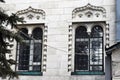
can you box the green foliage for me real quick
[0,1,24,79]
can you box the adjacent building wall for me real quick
[112,49,120,80]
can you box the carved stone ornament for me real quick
[16,6,45,20]
[72,3,106,19]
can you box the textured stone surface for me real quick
[0,0,116,80]
[112,49,120,80]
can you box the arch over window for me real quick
[74,25,104,74]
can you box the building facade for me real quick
[0,0,116,80]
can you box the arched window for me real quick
[74,26,103,73]
[17,28,30,70]
[32,28,43,71]
[90,26,103,71]
[75,26,89,71]
[16,27,43,74]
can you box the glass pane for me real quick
[33,65,41,71]
[91,26,103,38]
[75,41,88,54]
[75,55,88,71]
[75,26,89,71]
[90,66,103,71]
[75,26,88,38]
[33,42,42,62]
[19,28,29,40]
[18,43,30,70]
[90,26,103,71]
[32,28,43,40]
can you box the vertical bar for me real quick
[105,55,112,80]
[89,34,90,71]
[29,40,33,71]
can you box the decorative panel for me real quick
[72,3,106,20]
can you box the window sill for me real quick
[17,71,43,76]
[71,71,105,75]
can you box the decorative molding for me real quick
[105,23,110,48]
[72,3,106,19]
[27,14,34,19]
[85,11,93,18]
[16,6,45,20]
[68,25,73,72]
[42,25,48,72]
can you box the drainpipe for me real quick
[105,54,112,80]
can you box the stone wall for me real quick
[0,0,116,80]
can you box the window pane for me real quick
[75,26,88,38]
[75,41,89,70]
[90,26,103,71]
[75,41,88,54]
[75,55,88,70]
[74,25,104,72]
[33,65,41,71]
[32,27,43,72]
[33,42,42,62]
[18,43,30,70]
[91,26,103,38]
[32,28,43,40]
[90,65,103,71]
[75,26,89,71]
[19,28,29,40]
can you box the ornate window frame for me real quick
[69,22,106,75]
[15,7,47,75]
[16,6,45,20]
[68,3,108,75]
[72,3,106,21]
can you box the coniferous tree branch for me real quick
[0,0,5,2]
[0,0,24,79]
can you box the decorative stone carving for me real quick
[95,13,100,17]
[106,23,110,48]
[36,15,40,20]
[78,14,83,18]
[85,11,93,18]
[16,6,45,20]
[27,14,34,19]
[72,3,106,19]
[42,26,48,72]
[68,25,73,72]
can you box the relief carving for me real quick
[72,3,106,19]
[16,6,45,20]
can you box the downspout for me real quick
[105,53,112,80]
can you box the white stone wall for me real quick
[0,0,116,80]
